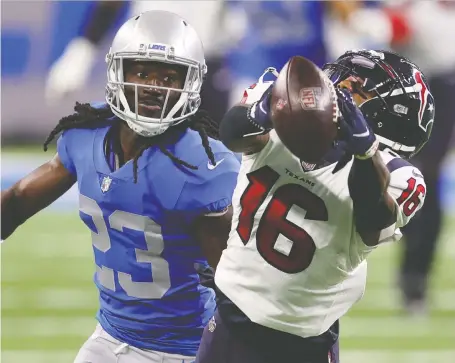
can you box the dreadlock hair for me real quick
[44,102,220,182]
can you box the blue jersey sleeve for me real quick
[176,152,240,217]
[56,131,76,175]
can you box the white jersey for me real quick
[215,82,426,338]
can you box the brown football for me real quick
[271,56,339,163]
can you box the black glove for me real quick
[336,88,379,159]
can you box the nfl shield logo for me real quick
[299,87,323,111]
[208,316,216,332]
[301,160,316,172]
[101,176,112,193]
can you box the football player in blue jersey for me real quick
[1,11,239,363]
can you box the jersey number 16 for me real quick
[236,166,328,274]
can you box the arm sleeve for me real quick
[175,152,240,219]
[387,165,426,228]
[56,132,76,176]
[82,1,128,45]
[377,164,426,244]
[220,81,274,146]
[219,105,264,146]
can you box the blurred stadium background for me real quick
[2,1,454,362]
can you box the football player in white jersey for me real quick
[195,50,434,363]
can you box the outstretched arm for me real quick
[336,89,396,246]
[83,1,127,46]
[349,154,396,246]
[1,154,76,239]
[45,1,127,103]
[220,70,278,155]
[219,103,271,155]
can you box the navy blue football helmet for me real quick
[323,50,435,159]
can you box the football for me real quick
[270,56,339,163]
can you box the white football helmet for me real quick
[105,10,207,137]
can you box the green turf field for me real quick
[2,212,454,363]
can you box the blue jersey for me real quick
[227,1,326,79]
[57,120,240,355]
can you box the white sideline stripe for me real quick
[2,317,95,338]
[357,289,455,311]
[341,316,455,338]
[4,233,91,257]
[2,351,76,363]
[5,229,453,265]
[3,287,454,312]
[366,238,454,259]
[343,350,455,363]
[2,267,94,282]
[5,221,454,261]
[2,350,455,363]
[2,288,96,309]
[3,315,454,339]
